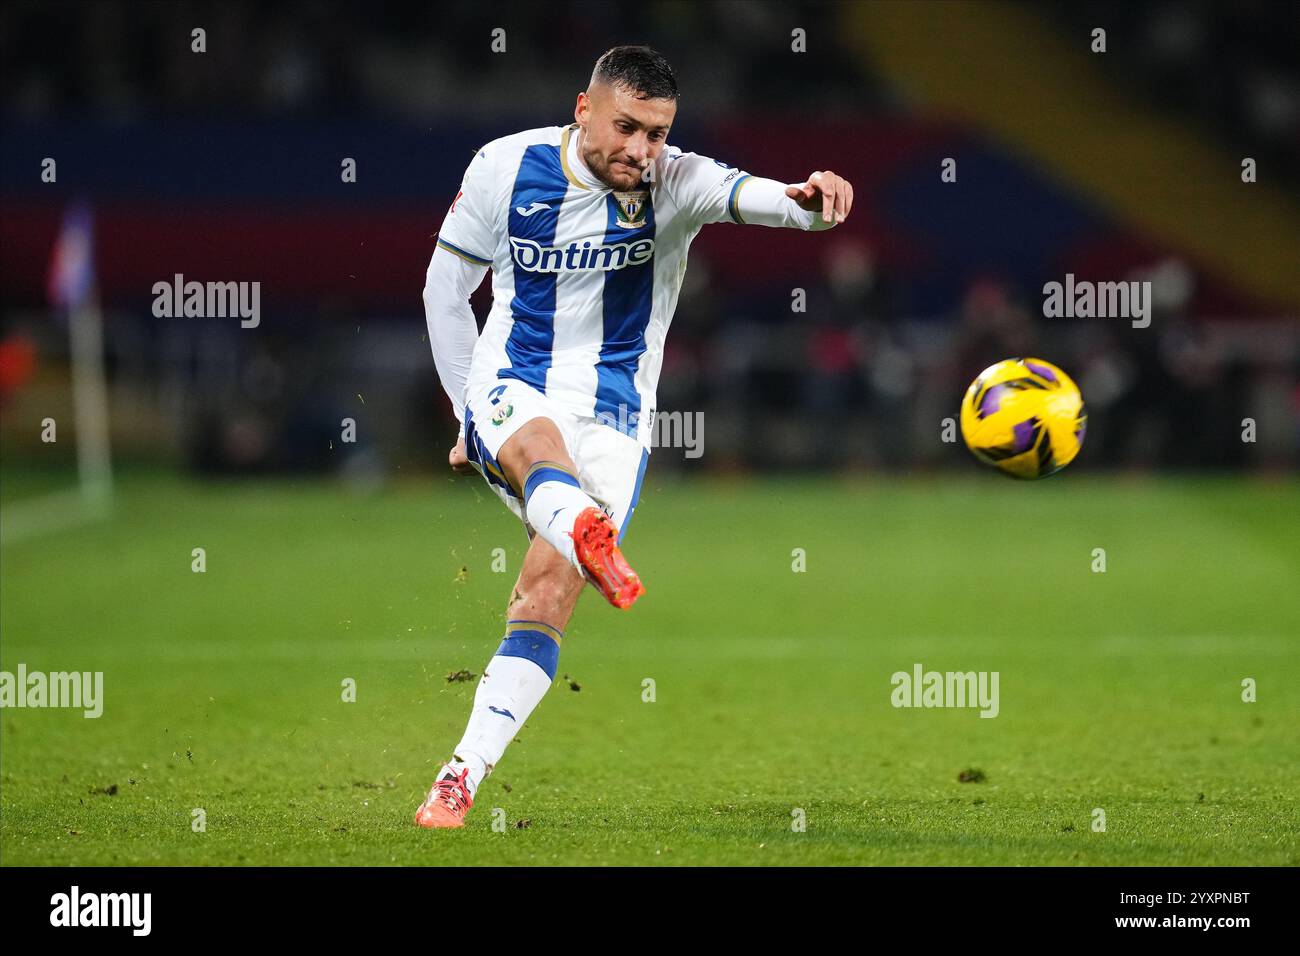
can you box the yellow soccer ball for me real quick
[960,357,1087,479]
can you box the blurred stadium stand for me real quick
[2,0,1297,476]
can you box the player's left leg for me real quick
[415,406,652,830]
[415,534,583,829]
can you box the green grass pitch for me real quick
[1,470,1297,865]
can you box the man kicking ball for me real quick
[417,45,852,827]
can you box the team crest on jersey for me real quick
[613,190,649,229]
[490,402,514,426]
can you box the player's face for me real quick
[575,83,676,191]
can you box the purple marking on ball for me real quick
[1024,360,1058,383]
[979,384,1008,418]
[1012,418,1037,453]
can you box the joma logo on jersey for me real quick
[509,237,654,273]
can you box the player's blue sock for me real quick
[448,620,562,796]
[521,461,598,569]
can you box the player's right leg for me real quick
[415,533,583,829]
[497,417,645,610]
[460,376,643,609]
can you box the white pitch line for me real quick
[0,489,109,546]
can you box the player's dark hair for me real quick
[590,45,679,100]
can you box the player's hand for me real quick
[448,437,474,474]
[786,170,853,224]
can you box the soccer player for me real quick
[417,45,852,828]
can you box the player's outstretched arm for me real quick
[661,150,852,232]
[783,170,853,226]
[731,171,852,231]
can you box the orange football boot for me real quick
[571,506,645,609]
[414,766,474,829]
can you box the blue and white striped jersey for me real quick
[428,122,835,448]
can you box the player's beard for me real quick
[585,149,646,191]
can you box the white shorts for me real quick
[462,377,651,543]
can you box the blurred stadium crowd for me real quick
[1,0,1297,476]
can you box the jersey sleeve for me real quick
[660,147,838,233]
[435,145,497,267]
[423,244,488,433]
[659,149,755,227]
